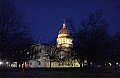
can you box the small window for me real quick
[39,62,41,65]
[30,63,32,65]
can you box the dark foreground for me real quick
[0,68,120,78]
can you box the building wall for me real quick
[27,23,80,68]
[27,44,80,68]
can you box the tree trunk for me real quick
[17,61,20,69]
[87,61,91,68]
[79,60,82,67]
[23,61,25,69]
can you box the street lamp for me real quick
[116,63,119,65]
[0,61,3,65]
[109,63,112,66]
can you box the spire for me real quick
[63,19,66,28]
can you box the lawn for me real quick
[0,68,120,78]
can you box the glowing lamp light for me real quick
[6,62,9,64]
[109,63,112,66]
[84,60,87,63]
[0,61,3,65]
[15,62,17,64]
[116,63,119,65]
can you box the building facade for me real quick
[27,22,80,68]
[57,22,73,48]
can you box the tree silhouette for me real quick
[110,32,120,67]
[46,45,60,68]
[0,0,34,68]
[67,10,110,67]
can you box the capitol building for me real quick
[27,22,80,68]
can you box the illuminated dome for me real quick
[57,22,73,48]
[59,23,70,34]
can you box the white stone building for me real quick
[27,22,80,68]
[27,44,50,68]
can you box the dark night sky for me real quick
[11,0,120,43]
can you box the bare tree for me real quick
[46,45,59,68]
[67,10,110,68]
[0,0,34,68]
[110,32,120,67]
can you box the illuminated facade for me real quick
[55,22,79,67]
[27,22,80,68]
[57,22,73,48]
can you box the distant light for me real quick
[0,61,3,65]
[97,65,101,67]
[84,60,87,63]
[27,52,29,54]
[109,63,112,66]
[116,63,119,65]
[6,62,9,64]
[119,65,120,67]
[14,62,17,64]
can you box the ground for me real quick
[0,68,120,78]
